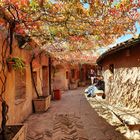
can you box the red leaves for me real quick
[14,25,26,35]
[109,8,119,16]
[2,0,29,8]
[21,0,29,6]
[69,36,85,42]
[0,18,7,26]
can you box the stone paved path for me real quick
[25,88,126,140]
[53,114,88,140]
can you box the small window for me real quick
[15,70,26,100]
[71,69,75,78]
[77,71,79,79]
[66,71,69,79]
[80,68,84,81]
[109,64,114,74]
[42,66,48,96]
[33,71,37,86]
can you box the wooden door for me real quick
[42,66,48,96]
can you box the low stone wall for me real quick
[103,67,140,109]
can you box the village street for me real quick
[25,87,125,140]
[0,1,140,140]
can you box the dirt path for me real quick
[25,88,126,140]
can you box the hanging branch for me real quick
[7,4,20,54]
[0,30,9,137]
[0,4,19,136]
[30,49,45,99]
[1,101,9,135]
[30,54,40,98]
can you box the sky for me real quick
[116,22,140,43]
[96,21,140,55]
[82,2,140,55]
[51,1,140,56]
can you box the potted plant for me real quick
[0,57,26,139]
[33,95,51,113]
[0,124,27,140]
[30,54,51,113]
[6,58,15,72]
[6,57,25,72]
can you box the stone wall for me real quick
[103,67,140,109]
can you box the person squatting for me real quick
[85,75,105,99]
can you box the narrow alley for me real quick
[25,88,125,140]
[0,1,140,140]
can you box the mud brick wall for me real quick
[100,44,140,110]
[103,67,140,109]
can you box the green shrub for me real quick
[7,57,25,71]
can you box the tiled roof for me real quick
[96,35,140,64]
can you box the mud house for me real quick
[78,64,87,86]
[0,29,51,127]
[52,60,97,91]
[51,60,69,91]
[69,64,80,89]
[79,64,99,86]
[97,36,140,109]
[32,51,50,98]
[52,60,80,91]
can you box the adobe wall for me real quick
[1,36,33,124]
[52,61,80,91]
[69,64,80,88]
[32,53,49,97]
[100,45,140,109]
[41,54,49,96]
[5,63,33,124]
[70,64,80,80]
[52,63,69,91]
[54,67,69,91]
[0,30,49,125]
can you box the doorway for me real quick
[42,66,49,96]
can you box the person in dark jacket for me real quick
[86,75,105,97]
[95,76,105,91]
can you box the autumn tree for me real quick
[0,0,139,137]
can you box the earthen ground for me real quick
[25,87,126,140]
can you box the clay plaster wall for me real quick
[32,53,49,97]
[104,67,140,109]
[0,36,33,125]
[69,64,80,87]
[0,30,50,126]
[53,64,69,91]
[70,64,80,80]
[52,61,80,91]
[100,45,140,109]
